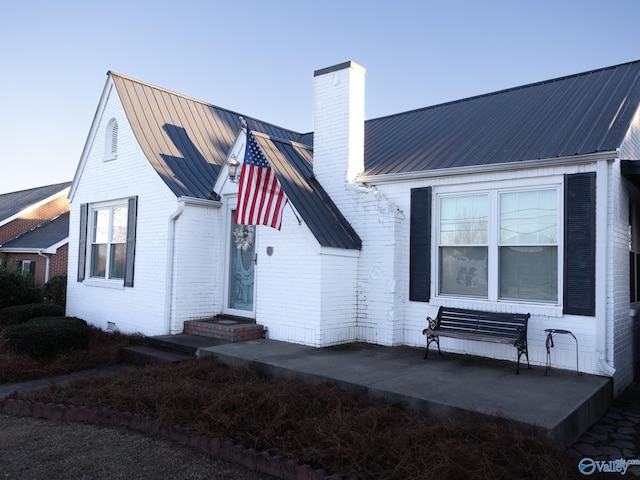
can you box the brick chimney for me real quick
[313,61,366,205]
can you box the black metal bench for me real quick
[422,306,531,374]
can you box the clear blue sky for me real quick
[0,0,638,194]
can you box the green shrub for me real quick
[4,316,90,359]
[0,262,43,308]
[0,303,65,328]
[44,274,67,307]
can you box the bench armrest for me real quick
[422,316,438,335]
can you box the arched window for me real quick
[105,118,118,160]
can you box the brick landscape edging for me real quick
[0,397,341,480]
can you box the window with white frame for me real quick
[90,203,128,280]
[20,260,35,275]
[437,186,559,303]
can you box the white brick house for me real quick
[67,60,640,395]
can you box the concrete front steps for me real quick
[121,316,264,366]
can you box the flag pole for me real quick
[288,202,302,226]
[239,119,301,228]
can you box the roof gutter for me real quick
[164,200,186,335]
[596,158,616,376]
[37,251,51,284]
[0,234,68,255]
[356,151,617,186]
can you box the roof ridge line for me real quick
[251,130,313,150]
[366,58,640,124]
[108,71,305,138]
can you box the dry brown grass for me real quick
[0,326,143,383]
[13,352,582,480]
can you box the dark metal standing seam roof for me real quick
[0,182,71,222]
[253,133,361,250]
[364,60,640,176]
[111,73,304,199]
[108,60,640,248]
[111,73,360,249]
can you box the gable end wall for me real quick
[66,82,179,335]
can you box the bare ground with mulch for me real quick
[0,328,582,479]
[17,358,581,480]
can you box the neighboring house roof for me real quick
[1,212,69,251]
[111,72,361,249]
[364,59,640,176]
[0,182,71,223]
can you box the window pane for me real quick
[92,209,109,243]
[499,246,557,302]
[109,244,126,279]
[439,246,488,297]
[111,207,128,243]
[500,190,556,244]
[90,244,107,277]
[440,195,488,244]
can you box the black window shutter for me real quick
[410,187,432,302]
[77,204,88,282]
[564,172,596,316]
[124,196,138,288]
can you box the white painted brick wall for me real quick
[313,63,365,213]
[252,211,324,345]
[170,202,221,333]
[324,185,405,347]
[369,160,624,377]
[610,159,637,394]
[619,107,640,160]
[319,250,358,345]
[67,80,180,336]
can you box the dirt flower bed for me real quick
[20,357,580,480]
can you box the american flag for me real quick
[235,130,288,230]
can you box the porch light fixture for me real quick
[227,154,240,182]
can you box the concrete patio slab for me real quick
[197,339,611,446]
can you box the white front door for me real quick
[224,205,257,318]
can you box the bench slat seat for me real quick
[422,306,530,374]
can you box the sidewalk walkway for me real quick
[0,364,127,398]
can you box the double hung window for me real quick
[437,187,558,303]
[90,204,128,279]
[499,190,557,302]
[78,196,136,287]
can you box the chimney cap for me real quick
[314,61,365,77]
